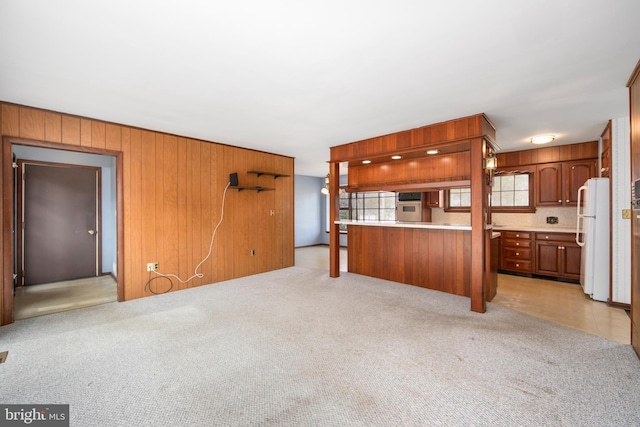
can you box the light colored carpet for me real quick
[1,266,639,426]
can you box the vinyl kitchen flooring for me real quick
[491,273,631,345]
[295,245,631,345]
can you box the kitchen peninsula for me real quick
[336,220,473,296]
[328,114,497,313]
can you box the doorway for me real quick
[2,137,124,324]
[18,161,101,285]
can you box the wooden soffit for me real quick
[330,113,496,165]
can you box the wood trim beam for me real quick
[470,138,486,313]
[2,138,13,324]
[329,162,341,277]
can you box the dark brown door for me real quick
[22,163,99,285]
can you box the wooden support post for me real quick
[329,161,341,277]
[2,138,14,325]
[470,139,486,313]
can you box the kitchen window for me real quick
[491,172,534,212]
[444,171,534,212]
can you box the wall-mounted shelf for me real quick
[247,171,290,179]
[230,186,274,193]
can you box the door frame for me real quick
[17,160,102,286]
[2,136,124,324]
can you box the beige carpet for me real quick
[1,266,639,426]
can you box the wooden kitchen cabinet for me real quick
[424,190,441,207]
[535,160,596,207]
[536,163,563,206]
[534,232,581,281]
[500,231,533,274]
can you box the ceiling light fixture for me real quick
[391,155,402,160]
[362,159,371,164]
[530,135,555,145]
[426,149,439,155]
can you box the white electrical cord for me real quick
[151,182,230,284]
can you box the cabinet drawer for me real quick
[502,259,532,273]
[504,247,532,260]
[502,231,532,240]
[535,232,576,242]
[503,239,532,249]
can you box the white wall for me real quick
[611,116,631,304]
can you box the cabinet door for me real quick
[564,160,595,205]
[536,163,563,206]
[425,191,440,207]
[535,241,561,276]
[563,243,582,279]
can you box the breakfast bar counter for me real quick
[336,220,478,297]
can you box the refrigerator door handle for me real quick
[576,185,587,247]
[576,215,586,247]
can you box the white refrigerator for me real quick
[575,178,610,302]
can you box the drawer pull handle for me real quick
[516,234,519,237]
[516,243,519,246]
[545,236,549,239]
[516,263,520,267]
[516,252,519,256]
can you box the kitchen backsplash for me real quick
[431,207,577,229]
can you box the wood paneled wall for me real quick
[330,114,495,162]
[628,60,640,357]
[348,226,471,296]
[1,103,294,324]
[348,151,471,190]
[496,141,598,168]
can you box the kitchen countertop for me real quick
[335,220,577,234]
[335,220,471,231]
[491,225,577,234]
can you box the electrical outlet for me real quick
[147,262,158,272]
[251,250,256,256]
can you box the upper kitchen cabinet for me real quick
[424,190,441,207]
[535,160,596,206]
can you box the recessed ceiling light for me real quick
[426,149,439,155]
[391,155,402,160]
[530,135,555,145]
[362,159,371,164]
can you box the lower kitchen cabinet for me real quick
[534,232,581,281]
[500,231,533,274]
[500,230,581,282]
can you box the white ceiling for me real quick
[1,1,639,177]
